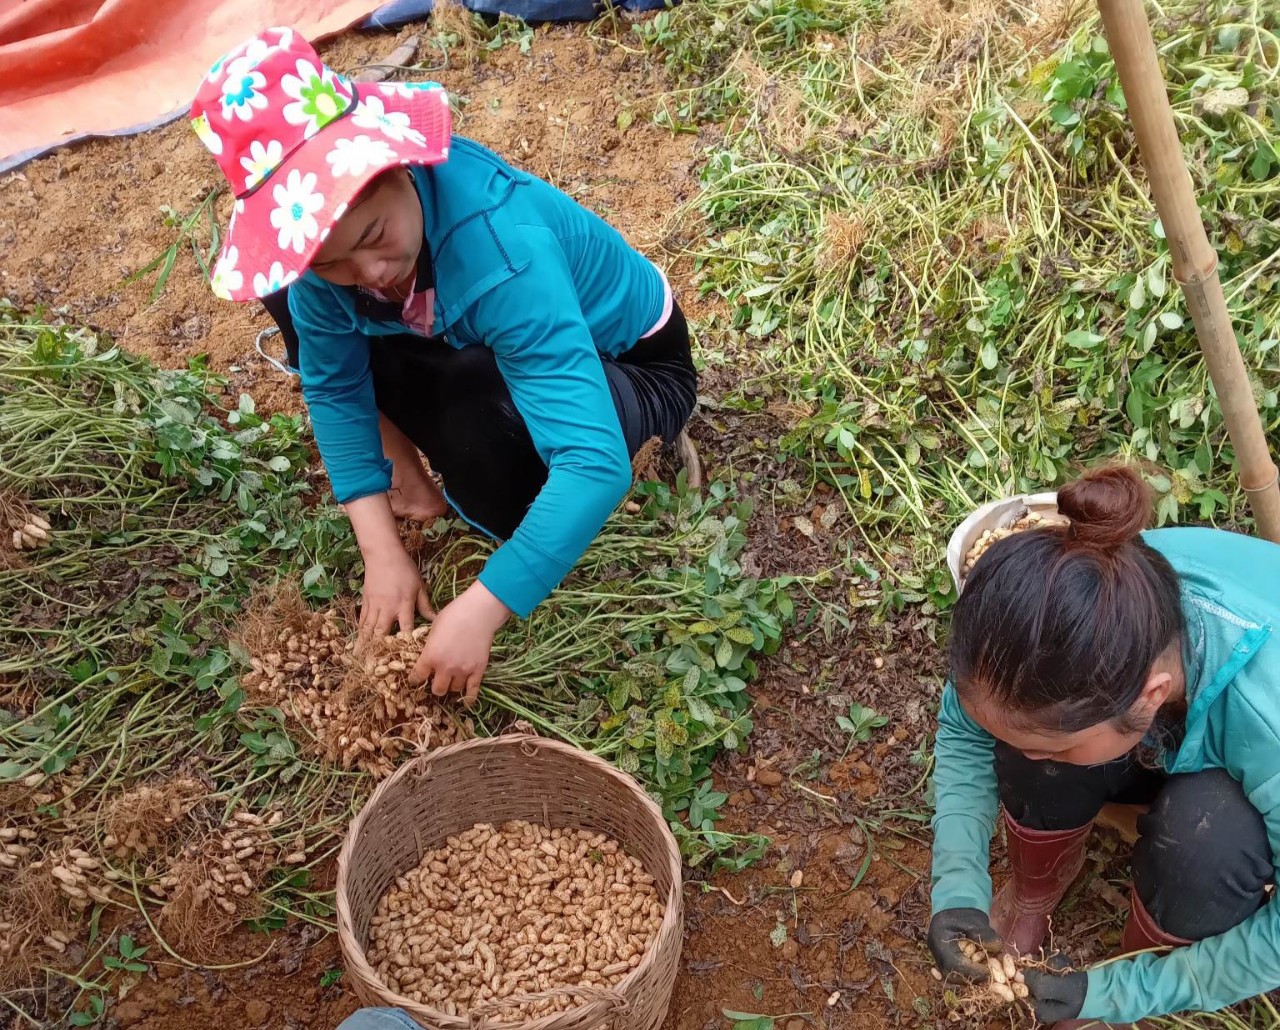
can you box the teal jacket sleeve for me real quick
[459,233,632,618]
[931,682,999,914]
[1080,679,1280,1021]
[290,280,392,504]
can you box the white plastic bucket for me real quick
[946,491,1061,594]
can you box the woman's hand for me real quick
[347,494,433,638]
[1022,963,1087,1023]
[926,908,1004,982]
[410,582,510,703]
[360,545,434,638]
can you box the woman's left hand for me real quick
[1022,964,1087,1023]
[409,582,510,703]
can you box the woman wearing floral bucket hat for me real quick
[192,27,697,701]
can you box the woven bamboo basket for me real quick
[336,734,684,1030]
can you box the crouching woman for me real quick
[927,465,1280,1027]
[192,28,696,700]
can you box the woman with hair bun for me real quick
[926,465,1280,1027]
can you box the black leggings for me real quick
[996,743,1273,940]
[261,290,697,539]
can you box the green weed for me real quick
[640,0,1280,588]
[124,189,223,303]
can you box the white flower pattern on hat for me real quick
[220,69,268,122]
[220,29,292,85]
[351,95,422,144]
[325,135,396,177]
[253,261,299,298]
[240,138,284,191]
[270,170,325,253]
[281,59,347,139]
[210,246,245,300]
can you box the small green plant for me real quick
[837,703,889,754]
[102,935,149,974]
[724,1011,776,1030]
[320,968,343,988]
[69,995,106,1027]
[124,189,223,302]
[483,13,533,54]
[723,1010,811,1030]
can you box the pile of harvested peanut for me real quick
[149,808,299,914]
[102,775,205,860]
[8,511,50,551]
[367,820,665,1021]
[46,844,114,915]
[961,509,1065,576]
[241,608,469,777]
[1,825,116,961]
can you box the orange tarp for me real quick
[0,0,384,171]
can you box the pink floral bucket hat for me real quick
[191,27,451,302]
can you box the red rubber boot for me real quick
[989,810,1092,956]
[1051,886,1190,1029]
[1121,885,1191,955]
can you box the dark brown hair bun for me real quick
[1056,464,1152,550]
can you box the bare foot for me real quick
[390,476,448,523]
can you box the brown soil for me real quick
[0,15,1132,1030]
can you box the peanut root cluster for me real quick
[939,942,1033,1021]
[147,809,294,915]
[367,820,665,1022]
[242,611,468,777]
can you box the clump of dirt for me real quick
[156,809,294,958]
[427,0,485,62]
[237,582,471,777]
[630,435,664,482]
[103,775,208,861]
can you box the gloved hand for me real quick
[926,908,1003,982]
[1023,964,1088,1023]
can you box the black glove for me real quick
[1023,965,1088,1023]
[926,908,1003,982]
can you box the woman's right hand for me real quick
[926,908,1003,982]
[360,545,434,638]
[346,494,434,638]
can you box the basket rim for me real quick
[335,733,684,1030]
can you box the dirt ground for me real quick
[0,17,1134,1030]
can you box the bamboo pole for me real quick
[1096,0,1280,542]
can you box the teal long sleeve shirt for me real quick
[930,527,1280,1022]
[288,136,665,618]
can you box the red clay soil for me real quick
[0,16,1132,1030]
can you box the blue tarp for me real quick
[364,0,673,29]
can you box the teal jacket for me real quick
[930,527,1280,1021]
[288,137,665,618]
